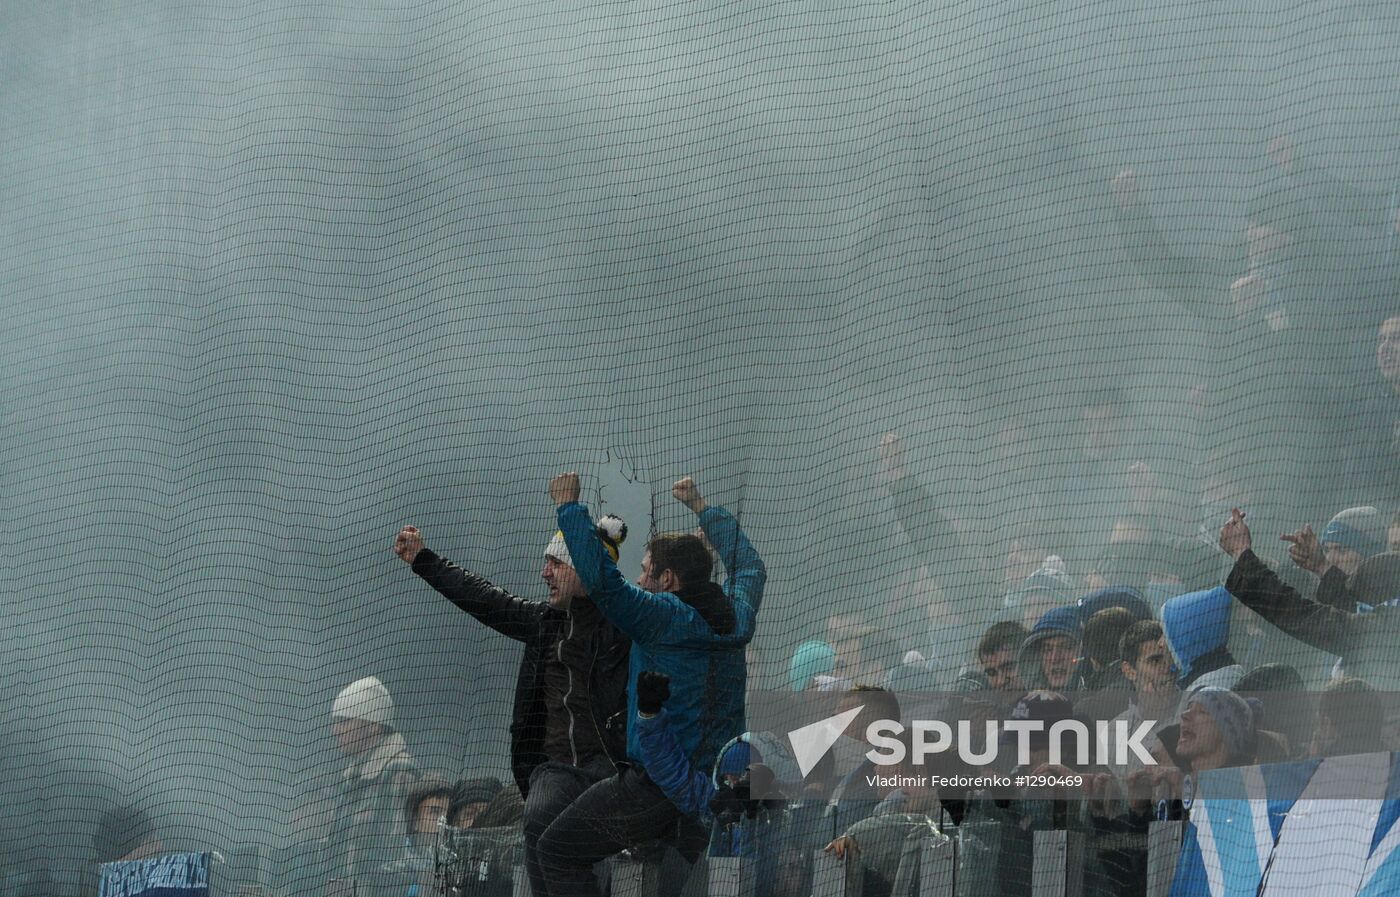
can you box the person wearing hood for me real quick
[542,473,766,897]
[631,673,799,849]
[379,774,457,893]
[1219,508,1400,689]
[1161,586,1243,708]
[393,510,631,897]
[1077,586,1152,626]
[822,733,944,897]
[1016,606,1083,693]
[630,670,805,897]
[1074,587,1152,715]
[448,778,503,829]
[321,675,422,885]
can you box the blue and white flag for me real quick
[1171,753,1400,897]
[98,852,210,897]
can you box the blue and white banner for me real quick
[1171,753,1400,896]
[98,852,210,897]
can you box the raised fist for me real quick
[637,671,671,716]
[671,476,706,514]
[549,472,581,507]
[394,525,424,565]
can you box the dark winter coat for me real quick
[412,551,630,796]
[1226,549,1400,689]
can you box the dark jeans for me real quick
[535,766,708,897]
[524,761,612,897]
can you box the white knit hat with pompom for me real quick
[545,514,628,567]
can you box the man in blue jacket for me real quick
[535,472,766,897]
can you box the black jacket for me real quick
[413,550,630,797]
[1226,549,1400,689]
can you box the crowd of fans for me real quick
[81,136,1400,897]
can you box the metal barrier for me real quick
[609,853,663,897]
[811,850,861,897]
[707,856,756,897]
[1146,821,1182,897]
[915,837,957,897]
[1031,830,1085,897]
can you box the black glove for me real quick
[637,671,671,716]
[708,773,752,826]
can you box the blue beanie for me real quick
[1321,506,1385,559]
[789,640,836,692]
[1032,605,1083,640]
[1078,587,1152,627]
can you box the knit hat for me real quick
[1186,687,1261,764]
[1030,605,1083,640]
[332,676,394,727]
[1000,690,1075,750]
[789,640,837,692]
[1006,555,1075,609]
[1321,506,1385,559]
[405,775,457,823]
[545,514,628,568]
[1077,587,1152,627]
[1016,607,1084,689]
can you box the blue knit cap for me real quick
[789,640,836,692]
[1031,604,1083,639]
[1321,506,1385,559]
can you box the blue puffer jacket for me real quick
[558,502,766,770]
[636,711,798,860]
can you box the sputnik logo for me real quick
[787,705,864,777]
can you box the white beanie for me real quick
[332,675,394,727]
[544,514,628,568]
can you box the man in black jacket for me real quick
[1220,508,1400,689]
[393,515,630,897]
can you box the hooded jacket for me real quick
[412,551,630,797]
[558,502,765,772]
[636,706,809,885]
[1161,587,1242,706]
[1016,605,1084,692]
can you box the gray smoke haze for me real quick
[4,0,1399,889]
